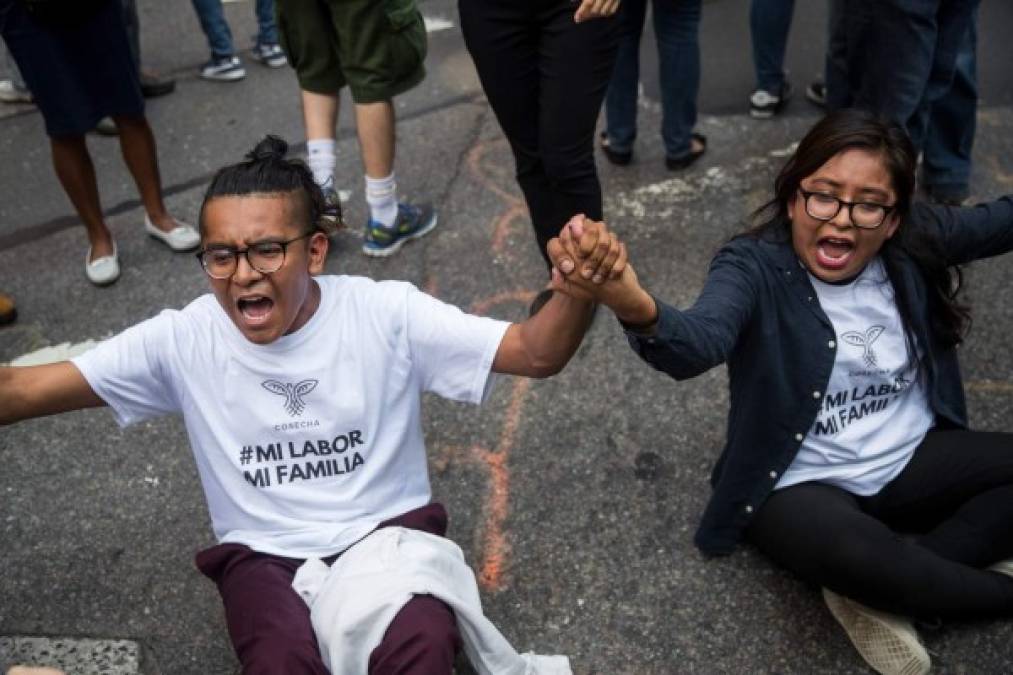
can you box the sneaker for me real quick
[822,588,930,675]
[139,70,176,98]
[362,202,438,258]
[750,81,793,119]
[252,43,287,68]
[0,79,33,104]
[0,291,16,326]
[93,116,118,136]
[321,183,345,229]
[806,80,827,108]
[200,55,246,82]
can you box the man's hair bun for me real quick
[247,135,289,162]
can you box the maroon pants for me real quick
[196,503,462,674]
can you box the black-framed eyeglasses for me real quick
[196,233,313,279]
[798,189,896,229]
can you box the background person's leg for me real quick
[190,0,236,58]
[653,0,702,158]
[367,594,461,675]
[49,135,115,261]
[254,0,280,46]
[112,114,189,237]
[603,0,648,159]
[459,0,554,266]
[534,2,618,261]
[191,0,245,80]
[921,13,977,204]
[748,0,794,99]
[355,101,395,180]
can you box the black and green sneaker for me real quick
[362,202,438,257]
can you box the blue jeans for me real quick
[604,0,701,160]
[919,15,977,190]
[839,0,979,189]
[749,0,794,93]
[191,0,279,58]
[855,0,978,149]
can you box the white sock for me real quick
[306,138,336,189]
[365,172,398,227]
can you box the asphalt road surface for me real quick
[2,1,1013,673]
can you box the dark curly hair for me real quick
[198,135,327,236]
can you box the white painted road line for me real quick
[8,340,99,367]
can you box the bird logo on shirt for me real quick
[262,379,319,416]
[841,326,885,368]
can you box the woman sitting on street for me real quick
[546,109,1013,675]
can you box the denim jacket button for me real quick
[812,390,821,399]
[769,470,778,479]
[794,432,804,442]
[828,340,836,349]
[744,505,754,514]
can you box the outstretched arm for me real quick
[491,216,627,378]
[0,362,105,426]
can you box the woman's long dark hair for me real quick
[747,109,969,348]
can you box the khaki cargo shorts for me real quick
[276,0,427,103]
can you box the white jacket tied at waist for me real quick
[292,526,572,675]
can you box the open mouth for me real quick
[237,295,274,325]
[815,237,855,270]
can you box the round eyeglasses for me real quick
[196,233,313,279]
[798,189,895,229]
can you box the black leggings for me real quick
[459,0,618,266]
[746,429,1013,620]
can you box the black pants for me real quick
[459,0,618,266]
[746,430,1013,620]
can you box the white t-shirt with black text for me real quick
[72,275,510,558]
[775,258,935,495]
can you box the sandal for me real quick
[599,131,632,166]
[665,132,707,171]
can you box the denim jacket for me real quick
[625,197,1013,556]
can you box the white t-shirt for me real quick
[775,258,934,495]
[72,275,510,558]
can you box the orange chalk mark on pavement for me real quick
[467,139,528,254]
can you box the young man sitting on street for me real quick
[0,136,626,674]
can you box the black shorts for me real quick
[0,0,143,137]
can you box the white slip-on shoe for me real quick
[822,588,930,675]
[144,215,200,251]
[988,559,1013,578]
[85,244,120,286]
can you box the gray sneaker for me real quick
[252,43,287,68]
[0,79,33,104]
[750,81,793,119]
[320,184,345,230]
[200,55,246,82]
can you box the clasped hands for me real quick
[546,214,657,327]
